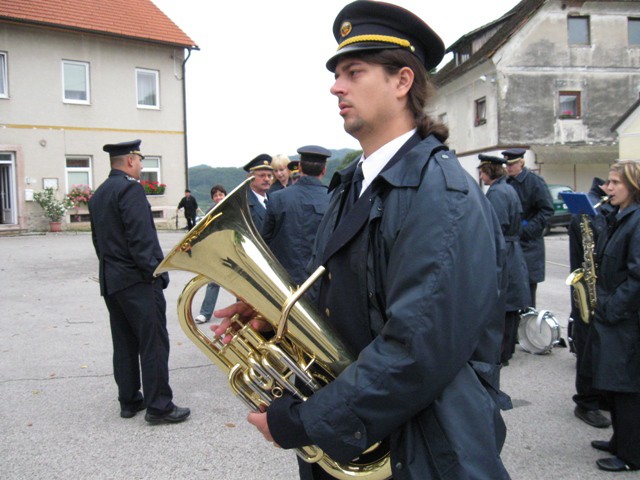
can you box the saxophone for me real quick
[155,178,391,480]
[565,197,608,324]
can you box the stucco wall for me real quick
[0,22,189,232]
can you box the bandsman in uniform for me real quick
[478,154,530,366]
[215,2,511,478]
[262,145,331,286]
[243,153,273,231]
[89,139,190,424]
[504,148,554,308]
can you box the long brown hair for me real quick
[349,49,449,142]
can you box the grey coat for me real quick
[268,135,510,479]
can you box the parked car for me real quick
[545,184,574,235]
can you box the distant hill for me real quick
[188,148,361,210]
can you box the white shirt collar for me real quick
[358,129,416,196]
[252,190,267,208]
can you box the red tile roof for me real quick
[0,0,197,49]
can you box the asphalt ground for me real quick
[1,229,637,479]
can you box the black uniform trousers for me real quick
[571,317,607,411]
[103,281,174,415]
[606,391,640,467]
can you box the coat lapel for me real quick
[321,134,424,264]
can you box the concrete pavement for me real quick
[0,231,635,479]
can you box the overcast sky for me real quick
[150,0,521,168]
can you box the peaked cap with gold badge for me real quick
[326,0,445,72]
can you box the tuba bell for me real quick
[155,178,391,480]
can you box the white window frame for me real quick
[140,156,162,184]
[65,156,93,193]
[62,60,90,104]
[136,68,160,109]
[0,52,7,99]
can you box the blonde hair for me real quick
[270,154,291,170]
[610,160,640,204]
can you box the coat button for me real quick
[354,431,362,440]
[325,308,331,317]
[395,462,403,470]
[328,272,332,281]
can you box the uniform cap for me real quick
[326,0,445,72]
[297,145,332,163]
[243,154,273,172]
[501,148,527,163]
[103,139,144,159]
[287,160,301,172]
[478,154,506,166]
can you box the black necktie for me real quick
[342,162,364,218]
[352,162,364,203]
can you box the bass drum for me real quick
[518,308,561,355]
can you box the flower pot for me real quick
[49,221,62,232]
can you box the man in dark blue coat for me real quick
[568,177,613,428]
[89,139,190,424]
[505,148,554,308]
[217,3,511,478]
[243,153,273,231]
[262,145,330,286]
[479,154,530,366]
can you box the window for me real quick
[559,91,581,118]
[629,18,640,46]
[62,60,90,103]
[568,16,590,45]
[140,156,161,183]
[474,97,486,126]
[136,68,159,108]
[65,156,92,192]
[0,52,7,98]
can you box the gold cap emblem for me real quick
[340,21,352,37]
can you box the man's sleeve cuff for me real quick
[267,394,313,449]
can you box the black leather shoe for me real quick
[574,406,611,428]
[591,440,612,453]
[145,406,191,425]
[596,457,639,472]
[120,403,146,419]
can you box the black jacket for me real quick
[89,169,168,296]
[261,176,329,286]
[587,202,640,392]
[486,176,530,311]
[267,135,510,479]
[507,168,553,283]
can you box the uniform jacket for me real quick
[507,168,553,283]
[586,202,640,392]
[248,189,267,231]
[261,176,329,286]
[268,178,293,194]
[177,195,198,217]
[486,176,530,311]
[89,169,168,296]
[268,135,510,480]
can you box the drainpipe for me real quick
[181,48,193,190]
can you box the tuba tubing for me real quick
[155,178,391,480]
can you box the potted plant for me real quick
[33,187,74,232]
[66,184,94,222]
[140,180,166,195]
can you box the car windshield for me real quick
[549,185,572,200]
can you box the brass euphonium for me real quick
[565,196,608,324]
[155,178,391,480]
